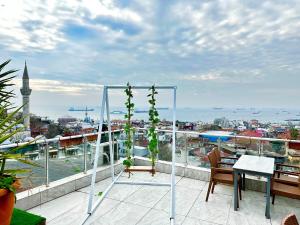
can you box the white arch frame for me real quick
[82,85,177,225]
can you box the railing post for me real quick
[156,132,159,162]
[258,140,262,156]
[284,141,289,157]
[83,137,88,174]
[45,140,49,187]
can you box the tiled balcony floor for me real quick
[28,172,300,225]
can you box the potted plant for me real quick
[147,85,160,176]
[0,60,41,225]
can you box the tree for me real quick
[290,127,299,140]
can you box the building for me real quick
[20,61,32,131]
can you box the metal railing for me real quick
[133,128,300,167]
[1,128,299,189]
[1,130,121,189]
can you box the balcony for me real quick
[2,130,300,225]
[23,167,300,225]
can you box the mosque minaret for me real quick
[20,61,32,131]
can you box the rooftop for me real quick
[26,171,300,225]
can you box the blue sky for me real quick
[0,0,300,116]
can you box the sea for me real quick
[31,105,300,124]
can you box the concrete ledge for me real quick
[16,162,123,210]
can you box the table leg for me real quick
[265,175,271,219]
[242,173,246,190]
[234,170,238,211]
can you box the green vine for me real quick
[123,83,134,170]
[147,85,160,170]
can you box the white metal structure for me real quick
[82,85,177,225]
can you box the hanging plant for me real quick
[123,82,134,171]
[147,85,160,174]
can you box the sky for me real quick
[0,0,300,118]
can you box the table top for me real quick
[233,155,274,175]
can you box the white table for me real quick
[233,155,274,219]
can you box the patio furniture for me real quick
[271,171,300,204]
[214,147,237,170]
[275,163,300,186]
[281,213,299,225]
[214,148,247,190]
[233,155,274,219]
[206,149,242,207]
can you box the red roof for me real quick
[239,130,263,138]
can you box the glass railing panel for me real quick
[48,140,84,182]
[156,130,178,163]
[4,143,45,192]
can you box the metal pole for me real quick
[87,87,106,214]
[105,88,115,181]
[170,87,176,223]
[259,140,262,156]
[285,141,289,157]
[83,137,87,174]
[45,141,49,187]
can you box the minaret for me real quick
[20,61,32,131]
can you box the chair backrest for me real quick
[281,213,299,225]
[214,148,221,162]
[207,150,218,168]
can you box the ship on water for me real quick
[110,110,125,114]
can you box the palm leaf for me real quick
[0,104,24,129]
[3,169,31,174]
[0,127,23,144]
[0,60,11,72]
[0,117,24,136]
[17,159,42,168]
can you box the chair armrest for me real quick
[218,162,234,166]
[221,156,238,160]
[276,163,300,170]
[214,167,233,173]
[274,170,300,176]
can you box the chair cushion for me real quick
[272,182,300,200]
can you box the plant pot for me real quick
[0,179,21,225]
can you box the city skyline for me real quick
[1,0,300,112]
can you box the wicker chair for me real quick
[206,149,242,206]
[281,213,299,225]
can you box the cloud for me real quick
[0,0,143,51]
[180,69,263,83]
[168,0,300,55]
[181,72,222,81]
[14,78,103,95]
[1,0,300,109]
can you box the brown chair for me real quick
[213,147,237,173]
[214,148,247,190]
[206,149,242,206]
[271,171,300,204]
[281,213,299,225]
[275,163,300,186]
